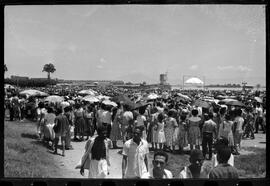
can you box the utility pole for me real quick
[242,82,247,91]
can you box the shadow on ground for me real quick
[21,133,39,140]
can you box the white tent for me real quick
[185,77,204,84]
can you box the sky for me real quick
[5,5,266,86]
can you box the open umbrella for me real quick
[134,101,150,110]
[194,99,211,108]
[176,93,191,101]
[82,95,100,103]
[226,100,245,107]
[19,89,48,97]
[147,93,159,100]
[96,95,111,100]
[78,89,97,96]
[102,100,117,107]
[218,98,238,105]
[4,84,15,89]
[254,97,262,103]
[45,95,64,103]
[111,94,132,103]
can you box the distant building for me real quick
[11,75,29,80]
[160,74,168,85]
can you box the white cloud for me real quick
[97,65,103,69]
[238,65,252,72]
[190,65,198,70]
[217,65,252,72]
[100,58,106,63]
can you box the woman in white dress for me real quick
[156,113,166,150]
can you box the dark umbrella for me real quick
[111,94,135,109]
[194,99,211,108]
[226,100,245,107]
[134,101,150,110]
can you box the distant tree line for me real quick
[5,78,57,87]
[206,83,242,87]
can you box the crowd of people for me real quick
[4,85,266,178]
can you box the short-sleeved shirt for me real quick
[136,115,146,127]
[122,111,134,127]
[209,163,239,179]
[141,168,173,179]
[122,139,149,178]
[234,116,244,132]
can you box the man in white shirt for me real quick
[122,126,149,178]
[141,151,173,179]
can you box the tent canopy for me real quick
[185,77,204,84]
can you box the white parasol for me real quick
[45,95,64,103]
[82,95,100,103]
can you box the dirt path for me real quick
[54,132,266,178]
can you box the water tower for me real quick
[160,73,168,85]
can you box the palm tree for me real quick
[4,64,7,73]
[42,63,56,80]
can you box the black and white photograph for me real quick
[4,5,266,178]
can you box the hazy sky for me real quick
[5,5,266,85]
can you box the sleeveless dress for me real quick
[188,116,201,146]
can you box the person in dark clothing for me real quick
[209,146,238,178]
[202,112,217,160]
[64,106,73,150]
[53,108,69,156]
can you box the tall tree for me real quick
[42,63,56,80]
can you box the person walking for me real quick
[233,109,244,152]
[155,113,166,150]
[122,126,149,178]
[74,104,85,141]
[242,106,255,139]
[254,103,265,133]
[164,109,178,153]
[64,106,74,150]
[78,124,112,178]
[110,105,122,149]
[218,114,235,155]
[201,112,217,160]
[177,114,188,154]
[187,109,202,150]
[53,108,69,156]
[43,107,56,148]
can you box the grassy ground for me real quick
[234,147,266,178]
[4,120,63,178]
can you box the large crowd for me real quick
[4,85,266,178]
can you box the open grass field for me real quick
[4,119,266,178]
[4,120,64,178]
